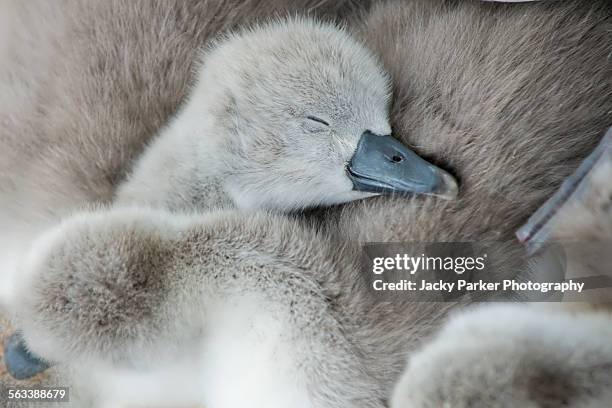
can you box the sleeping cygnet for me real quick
[115,17,458,212]
[5,17,458,383]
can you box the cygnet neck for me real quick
[115,102,234,212]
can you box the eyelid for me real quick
[306,115,330,126]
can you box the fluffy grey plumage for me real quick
[335,0,611,244]
[2,0,612,407]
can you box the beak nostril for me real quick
[391,155,403,163]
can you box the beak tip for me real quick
[434,171,459,200]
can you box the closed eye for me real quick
[306,116,330,126]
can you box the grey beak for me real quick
[4,332,52,380]
[347,131,458,200]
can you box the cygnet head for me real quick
[179,17,458,211]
